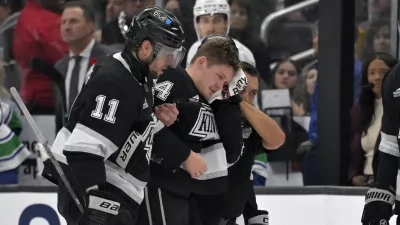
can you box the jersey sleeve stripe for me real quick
[51,127,72,155]
[105,160,147,187]
[64,123,118,158]
[153,120,165,134]
[105,161,145,204]
[379,132,400,157]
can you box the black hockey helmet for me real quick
[125,6,186,68]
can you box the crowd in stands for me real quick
[0,0,396,187]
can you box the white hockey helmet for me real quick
[193,0,231,40]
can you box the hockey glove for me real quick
[361,186,395,225]
[79,190,120,225]
[248,210,269,225]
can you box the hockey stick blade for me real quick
[10,87,84,214]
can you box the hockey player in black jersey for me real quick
[194,61,285,225]
[361,54,400,225]
[41,6,186,225]
[135,35,245,225]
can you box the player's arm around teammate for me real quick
[46,6,186,225]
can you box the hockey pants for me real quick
[136,186,191,225]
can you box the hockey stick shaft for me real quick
[10,87,84,214]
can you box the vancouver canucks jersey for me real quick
[0,101,30,173]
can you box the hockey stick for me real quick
[10,87,84,214]
[29,57,68,125]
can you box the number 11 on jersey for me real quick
[91,95,119,124]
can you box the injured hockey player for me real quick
[135,35,247,225]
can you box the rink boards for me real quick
[0,186,397,225]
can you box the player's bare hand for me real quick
[183,151,207,178]
[155,103,179,127]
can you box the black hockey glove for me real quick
[78,190,121,225]
[361,186,395,225]
[248,210,269,225]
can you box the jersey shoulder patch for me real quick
[154,65,193,102]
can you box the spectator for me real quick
[305,68,318,98]
[291,65,318,116]
[362,19,390,61]
[105,0,124,22]
[348,52,398,186]
[13,0,69,114]
[269,59,308,116]
[369,0,390,21]
[54,1,116,132]
[298,22,363,185]
[271,59,300,90]
[0,0,25,92]
[228,0,272,85]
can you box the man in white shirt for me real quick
[186,0,255,68]
[55,1,116,132]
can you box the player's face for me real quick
[240,72,259,104]
[198,14,228,38]
[61,7,94,44]
[198,60,235,99]
[367,58,390,97]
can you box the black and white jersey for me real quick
[379,62,400,158]
[195,120,264,218]
[375,62,400,189]
[43,52,156,210]
[149,65,243,196]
